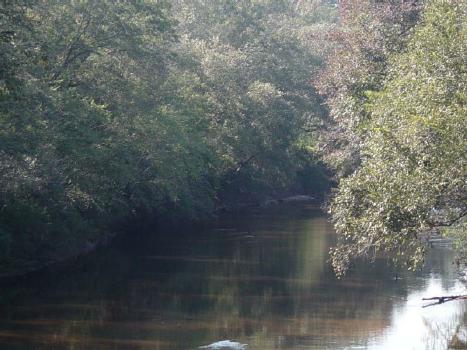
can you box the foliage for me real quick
[329,0,467,277]
[315,0,421,177]
[0,1,335,269]
[172,0,334,200]
[0,0,210,265]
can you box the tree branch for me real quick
[422,295,467,308]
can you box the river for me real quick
[0,204,466,349]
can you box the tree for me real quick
[0,0,335,270]
[315,0,421,177]
[172,0,334,200]
[329,0,467,277]
[0,0,200,265]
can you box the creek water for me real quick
[0,204,466,350]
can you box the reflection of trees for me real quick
[420,303,467,350]
[423,247,459,291]
[119,205,399,349]
[448,312,467,350]
[0,205,463,350]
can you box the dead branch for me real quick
[422,294,467,308]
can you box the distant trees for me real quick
[319,0,467,276]
[172,0,334,200]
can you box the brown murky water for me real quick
[0,204,465,349]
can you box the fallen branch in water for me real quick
[422,295,467,308]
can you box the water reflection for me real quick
[0,204,465,349]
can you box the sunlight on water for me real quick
[369,278,467,350]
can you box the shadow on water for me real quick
[0,203,465,349]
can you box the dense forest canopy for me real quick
[0,0,465,276]
[0,0,334,271]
